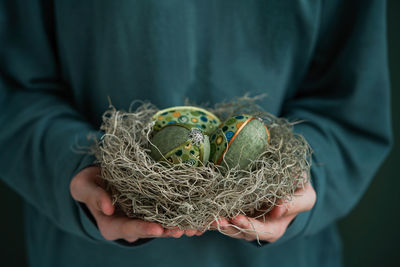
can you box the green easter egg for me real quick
[209,115,270,170]
[152,106,221,135]
[150,125,210,166]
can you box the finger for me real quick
[171,230,185,238]
[92,208,166,241]
[268,202,288,219]
[184,229,198,237]
[163,228,185,238]
[265,214,297,242]
[83,182,114,216]
[87,208,124,241]
[92,176,115,215]
[125,237,140,243]
[94,186,115,216]
[284,182,316,217]
[121,219,165,239]
[211,217,245,239]
[195,230,205,236]
[70,169,115,216]
[70,167,100,202]
[231,214,296,242]
[231,215,269,238]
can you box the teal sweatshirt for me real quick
[0,1,392,266]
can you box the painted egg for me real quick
[209,114,270,170]
[149,125,210,166]
[152,106,221,135]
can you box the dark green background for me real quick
[1,1,399,266]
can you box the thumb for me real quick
[70,166,114,216]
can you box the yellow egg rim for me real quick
[152,106,221,125]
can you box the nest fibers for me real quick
[94,95,312,233]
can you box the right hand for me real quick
[70,166,203,243]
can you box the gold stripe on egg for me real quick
[216,117,270,165]
[217,117,254,165]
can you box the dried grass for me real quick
[93,96,311,233]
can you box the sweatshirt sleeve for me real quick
[0,0,145,247]
[270,0,393,246]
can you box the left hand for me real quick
[210,182,316,243]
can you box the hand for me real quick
[210,181,316,243]
[70,166,203,242]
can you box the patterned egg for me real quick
[152,106,221,135]
[149,125,210,166]
[209,115,270,170]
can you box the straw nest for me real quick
[93,95,311,232]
